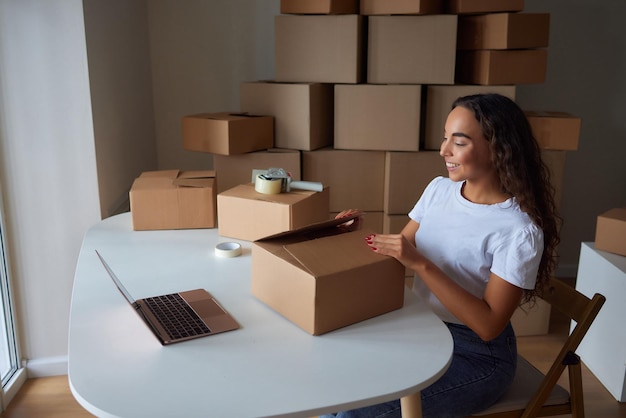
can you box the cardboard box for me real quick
[213,149,301,194]
[130,170,216,231]
[595,208,626,257]
[240,82,333,151]
[217,183,330,241]
[455,49,548,85]
[281,0,358,14]
[457,13,550,50]
[511,299,552,336]
[368,15,457,85]
[423,85,516,150]
[335,84,422,151]
[360,0,443,15]
[251,216,406,335]
[385,151,448,215]
[303,148,385,212]
[526,111,581,151]
[445,0,524,14]
[181,112,273,155]
[541,150,566,210]
[275,15,364,84]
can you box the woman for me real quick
[326,94,560,418]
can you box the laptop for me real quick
[95,250,240,345]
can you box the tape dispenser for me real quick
[252,167,323,195]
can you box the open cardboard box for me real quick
[251,214,406,335]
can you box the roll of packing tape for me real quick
[215,242,242,258]
[254,175,282,194]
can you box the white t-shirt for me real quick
[409,176,543,325]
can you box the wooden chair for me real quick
[472,277,606,418]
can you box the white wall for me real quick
[0,0,101,375]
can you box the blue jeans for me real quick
[320,322,517,418]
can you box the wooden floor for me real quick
[2,298,625,417]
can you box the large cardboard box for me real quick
[181,112,273,155]
[385,151,448,215]
[217,183,330,241]
[423,85,516,150]
[251,216,406,335]
[445,0,524,14]
[213,149,301,194]
[240,82,333,151]
[595,208,626,257]
[360,0,443,15]
[335,84,422,151]
[275,15,364,84]
[130,170,216,231]
[281,0,358,14]
[455,49,548,85]
[457,13,550,50]
[526,111,581,151]
[303,148,385,212]
[368,15,457,85]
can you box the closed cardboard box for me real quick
[595,208,626,257]
[360,0,443,15]
[368,15,457,85]
[240,82,333,151]
[181,112,273,155]
[384,151,448,214]
[281,0,358,14]
[423,85,516,150]
[130,170,216,231]
[303,148,385,212]
[526,111,581,151]
[445,0,524,14]
[275,15,364,84]
[213,149,301,194]
[251,216,406,335]
[455,49,548,85]
[335,84,422,151]
[217,183,330,241]
[457,13,550,50]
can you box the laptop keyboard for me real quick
[144,293,211,340]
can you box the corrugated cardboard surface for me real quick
[445,0,524,14]
[457,13,550,50]
[526,111,581,151]
[367,15,457,85]
[252,219,405,335]
[217,183,330,241]
[595,207,626,257]
[360,0,443,15]
[280,0,358,14]
[455,49,548,85]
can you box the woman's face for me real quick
[440,106,494,184]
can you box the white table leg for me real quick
[400,391,422,418]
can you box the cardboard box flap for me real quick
[139,169,180,179]
[284,229,384,277]
[173,170,216,188]
[255,212,362,242]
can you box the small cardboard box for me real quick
[240,82,333,151]
[217,183,330,241]
[181,112,273,155]
[526,111,581,151]
[457,13,550,50]
[130,170,216,231]
[455,49,548,85]
[367,15,457,85]
[275,15,364,84]
[595,208,626,257]
[360,0,443,15]
[445,0,524,14]
[251,215,406,335]
[281,0,358,14]
[335,84,422,151]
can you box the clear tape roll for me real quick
[215,242,242,258]
[254,175,282,194]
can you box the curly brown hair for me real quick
[451,94,561,304]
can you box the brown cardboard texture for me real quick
[455,49,547,85]
[457,13,550,50]
[281,0,358,14]
[525,111,581,151]
[217,183,330,242]
[181,112,273,155]
[595,208,626,257]
[445,0,524,14]
[130,170,216,231]
[251,215,405,335]
[360,0,443,15]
